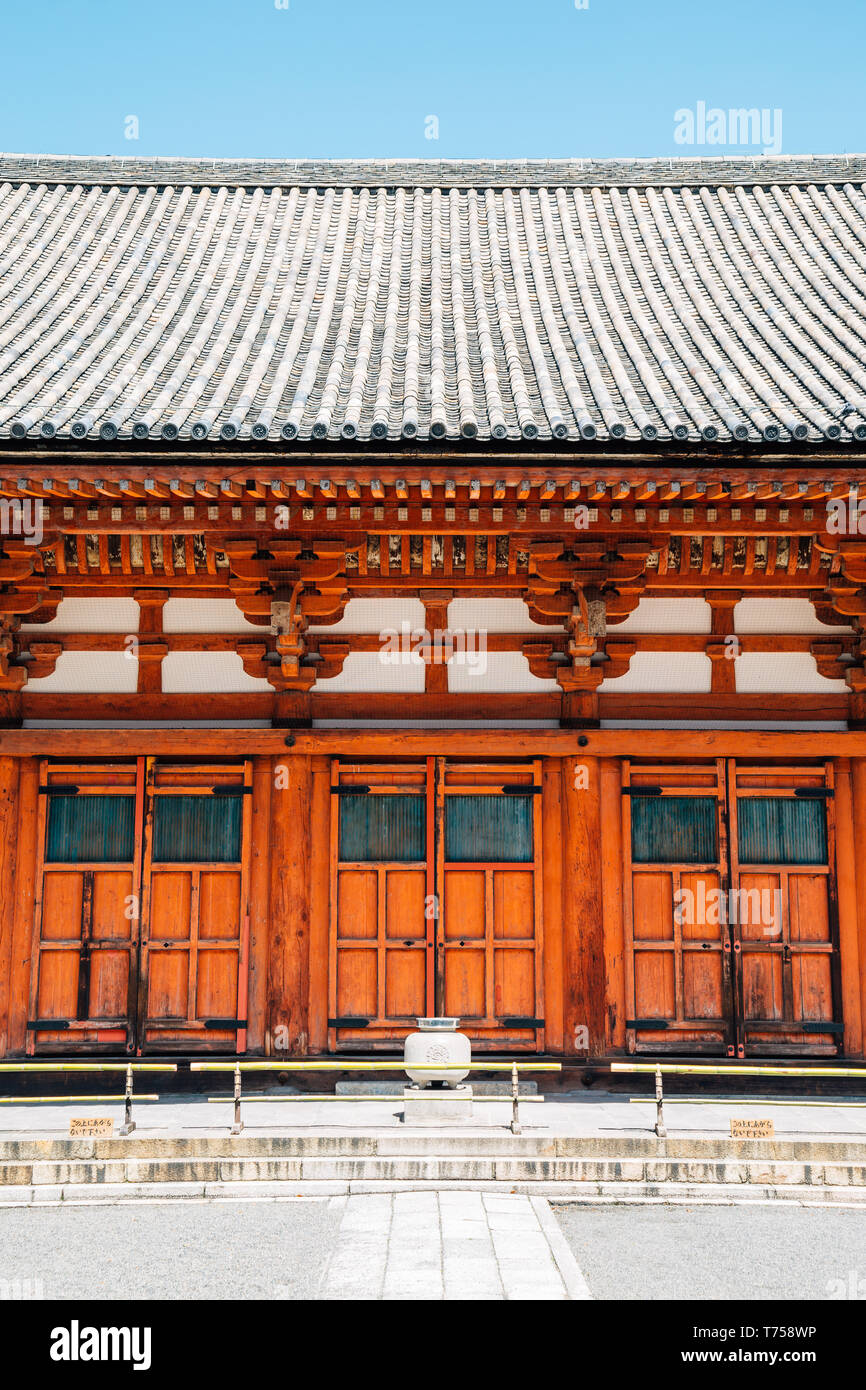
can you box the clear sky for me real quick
[0,0,863,160]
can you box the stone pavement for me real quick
[2,1090,866,1140]
[317,1191,592,1300]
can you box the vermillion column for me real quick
[541,760,564,1052]
[307,756,332,1053]
[7,759,39,1055]
[834,760,863,1057]
[245,756,272,1054]
[561,754,605,1057]
[600,758,626,1052]
[0,756,20,1056]
[267,754,312,1055]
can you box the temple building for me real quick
[0,152,865,1063]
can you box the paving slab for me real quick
[316,1190,592,1300]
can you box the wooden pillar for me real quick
[541,759,564,1053]
[308,756,331,1053]
[0,756,20,1056]
[267,755,312,1055]
[600,757,626,1052]
[245,756,272,1054]
[7,759,39,1055]
[834,759,863,1057]
[850,758,866,1057]
[561,755,605,1056]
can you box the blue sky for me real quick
[1,0,862,159]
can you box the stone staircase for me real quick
[2,1133,866,1205]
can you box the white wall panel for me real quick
[446,598,559,632]
[308,599,425,634]
[599,652,712,692]
[734,653,848,692]
[314,652,425,692]
[21,598,140,632]
[163,599,264,633]
[448,652,559,692]
[611,598,711,633]
[733,598,852,633]
[26,652,139,692]
[161,652,272,692]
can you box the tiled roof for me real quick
[2,154,866,445]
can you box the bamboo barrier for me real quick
[611,1061,866,1136]
[192,1059,561,1134]
[0,1062,177,1134]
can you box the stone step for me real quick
[2,1133,866,1162]
[2,1153,866,1188]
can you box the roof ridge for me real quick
[0,152,864,188]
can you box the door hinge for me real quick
[328,1016,371,1028]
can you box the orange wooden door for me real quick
[729,763,841,1056]
[329,761,433,1048]
[138,761,252,1052]
[328,759,543,1051]
[27,762,143,1053]
[438,761,543,1051]
[622,760,735,1055]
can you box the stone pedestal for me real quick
[402,1085,474,1125]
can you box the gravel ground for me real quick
[553,1203,866,1300]
[0,1198,343,1300]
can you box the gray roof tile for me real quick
[1,154,866,444]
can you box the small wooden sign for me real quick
[730,1117,774,1138]
[69,1117,114,1137]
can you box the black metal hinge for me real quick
[621,787,663,797]
[204,1019,247,1029]
[27,1020,70,1030]
[498,1016,545,1028]
[328,1016,371,1028]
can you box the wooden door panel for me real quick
[742,954,783,1021]
[493,869,534,941]
[149,872,191,941]
[634,952,676,1020]
[443,869,485,938]
[683,952,724,1019]
[443,950,486,1020]
[788,874,831,942]
[28,763,143,1052]
[730,763,841,1055]
[40,873,83,940]
[330,759,543,1050]
[139,762,252,1051]
[34,950,79,1023]
[196,947,239,1017]
[792,955,834,1022]
[147,950,189,1019]
[338,870,378,939]
[632,872,674,941]
[200,872,241,939]
[494,948,535,1016]
[384,947,426,1019]
[336,947,377,1018]
[623,760,733,1054]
